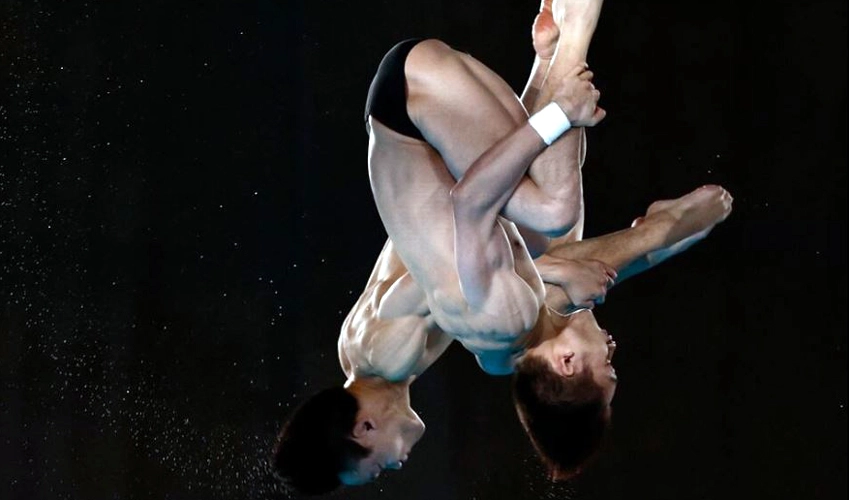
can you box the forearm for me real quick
[450,124,553,307]
[450,123,546,219]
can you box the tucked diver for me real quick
[272,0,732,494]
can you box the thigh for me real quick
[403,40,579,237]
[405,40,528,182]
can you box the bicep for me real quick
[451,200,504,308]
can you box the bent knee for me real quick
[538,199,581,237]
[406,39,459,72]
[404,39,470,90]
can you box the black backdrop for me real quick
[1,1,846,499]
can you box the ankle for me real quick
[635,214,675,250]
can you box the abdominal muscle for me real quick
[427,266,542,350]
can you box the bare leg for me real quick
[515,0,601,244]
[522,0,602,230]
[404,1,604,236]
[544,185,734,284]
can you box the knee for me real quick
[405,39,465,84]
[538,198,581,237]
[408,39,456,64]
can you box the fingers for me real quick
[590,260,617,282]
[580,301,596,310]
[578,69,594,81]
[587,106,606,126]
[569,62,590,77]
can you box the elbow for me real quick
[449,182,480,215]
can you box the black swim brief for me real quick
[363,38,425,141]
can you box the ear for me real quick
[351,417,376,439]
[556,351,576,377]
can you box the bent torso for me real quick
[366,118,546,353]
[338,240,449,382]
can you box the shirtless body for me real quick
[355,0,606,375]
[273,1,732,492]
[341,0,732,377]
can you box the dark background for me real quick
[1,1,846,499]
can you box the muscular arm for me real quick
[450,124,547,307]
[448,63,601,306]
[448,55,603,306]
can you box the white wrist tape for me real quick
[528,102,571,145]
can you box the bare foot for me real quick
[641,185,733,248]
[532,1,560,59]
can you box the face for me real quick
[338,410,425,485]
[552,310,618,405]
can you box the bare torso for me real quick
[367,118,546,362]
[345,36,603,376]
[338,240,452,382]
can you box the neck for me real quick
[523,306,585,349]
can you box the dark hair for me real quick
[512,355,611,481]
[271,387,370,496]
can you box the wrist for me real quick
[552,97,578,123]
[528,102,571,145]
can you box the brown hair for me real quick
[512,354,611,480]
